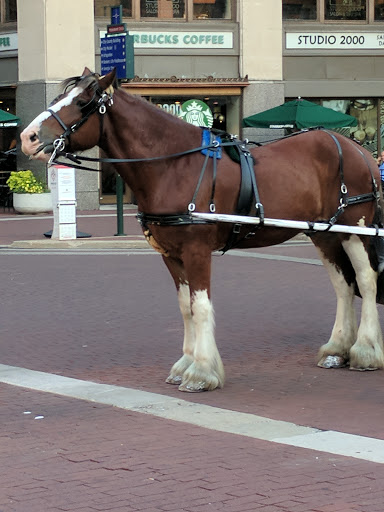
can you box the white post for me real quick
[49,165,77,240]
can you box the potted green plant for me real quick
[7,170,52,214]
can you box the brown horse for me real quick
[20,68,384,392]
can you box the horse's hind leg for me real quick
[313,236,358,368]
[341,235,384,370]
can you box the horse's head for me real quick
[21,67,116,162]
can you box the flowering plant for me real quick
[6,170,49,194]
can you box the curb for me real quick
[9,238,150,249]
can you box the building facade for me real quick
[0,0,382,208]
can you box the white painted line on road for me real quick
[0,249,157,256]
[0,363,382,464]
[0,248,322,267]
[227,249,322,266]
[0,213,138,221]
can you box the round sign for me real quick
[179,99,213,128]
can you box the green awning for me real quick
[243,98,358,130]
[0,109,20,128]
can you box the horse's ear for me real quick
[81,67,93,76]
[98,68,117,92]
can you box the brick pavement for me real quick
[1,209,384,511]
[1,384,384,512]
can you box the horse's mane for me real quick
[61,74,100,92]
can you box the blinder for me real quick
[44,77,113,163]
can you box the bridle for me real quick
[42,79,114,164]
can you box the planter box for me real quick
[13,192,53,214]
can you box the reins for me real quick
[51,137,260,171]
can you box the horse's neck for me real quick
[99,90,201,212]
[101,90,198,160]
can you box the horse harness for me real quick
[135,129,381,253]
[47,79,381,253]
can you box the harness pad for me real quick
[201,129,222,159]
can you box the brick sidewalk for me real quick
[1,383,383,512]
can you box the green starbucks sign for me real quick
[179,100,213,128]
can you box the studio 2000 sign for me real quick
[286,32,384,49]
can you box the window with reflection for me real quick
[193,0,232,19]
[375,0,384,19]
[95,0,132,17]
[282,0,317,20]
[3,0,16,22]
[325,0,366,20]
[140,0,185,18]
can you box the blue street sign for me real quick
[111,5,122,24]
[101,34,134,80]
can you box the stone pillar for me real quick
[239,0,284,142]
[16,0,99,210]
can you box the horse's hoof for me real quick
[349,365,379,371]
[165,375,182,385]
[178,381,208,393]
[318,355,346,368]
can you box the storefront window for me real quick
[375,0,384,19]
[325,0,366,20]
[140,0,185,18]
[320,98,378,154]
[380,100,384,154]
[282,0,317,20]
[95,0,132,17]
[95,0,235,20]
[193,0,231,19]
[0,0,17,22]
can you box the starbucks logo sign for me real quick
[179,99,213,128]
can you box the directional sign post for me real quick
[100,5,134,80]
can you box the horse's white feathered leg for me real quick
[166,283,195,385]
[316,251,357,368]
[178,289,225,392]
[342,236,384,370]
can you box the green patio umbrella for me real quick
[0,109,20,128]
[242,98,358,130]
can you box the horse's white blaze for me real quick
[177,283,195,356]
[22,86,82,135]
[191,289,216,363]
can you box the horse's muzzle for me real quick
[20,127,52,162]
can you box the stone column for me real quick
[16,0,99,209]
[240,0,284,142]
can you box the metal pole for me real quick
[191,211,384,237]
[115,173,126,236]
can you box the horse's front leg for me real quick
[162,252,224,391]
[178,248,225,392]
[162,256,196,385]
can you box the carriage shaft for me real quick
[191,212,384,237]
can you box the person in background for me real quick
[377,150,384,184]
